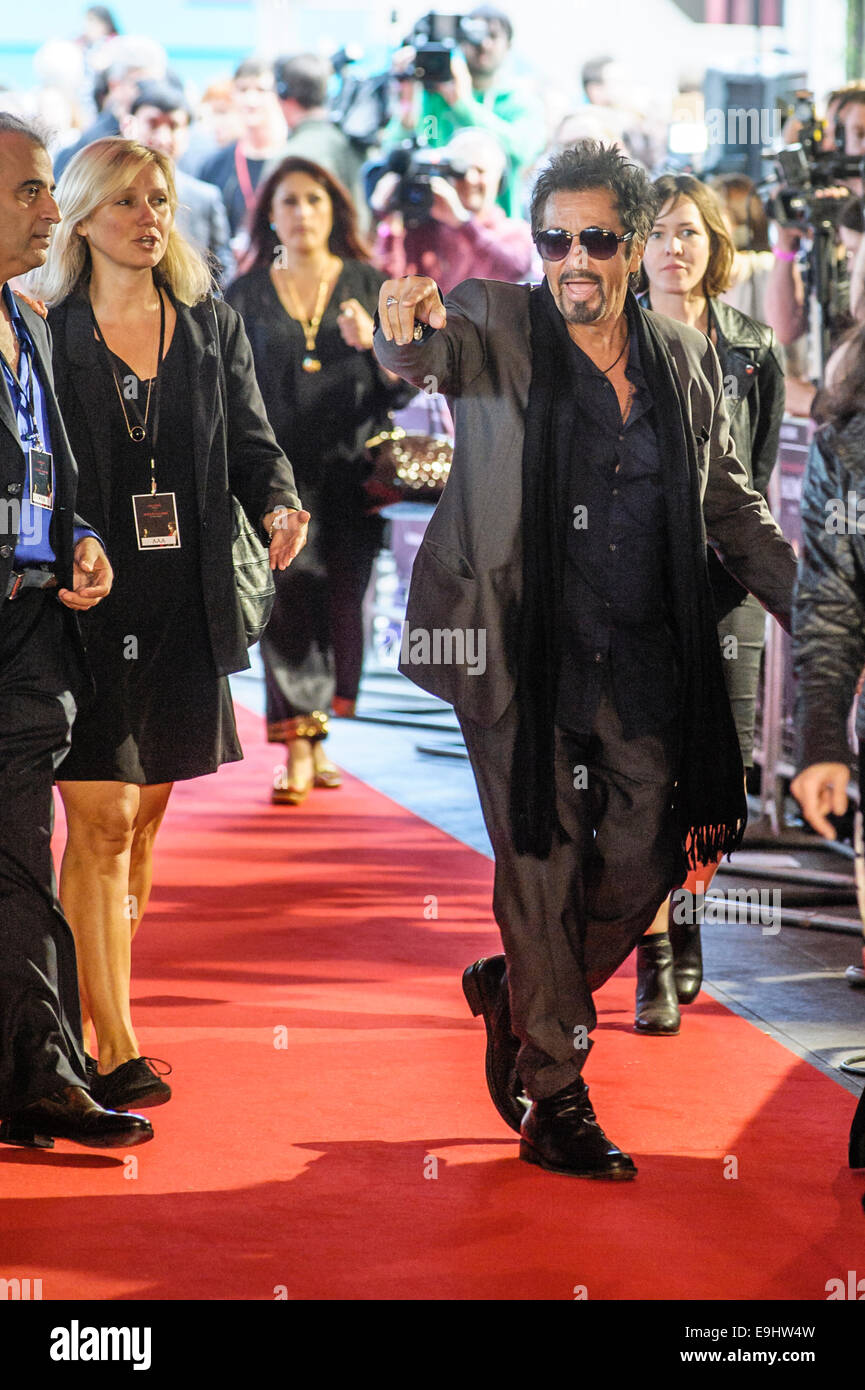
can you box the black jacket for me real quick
[0,296,91,634]
[639,294,786,618]
[47,290,302,677]
[708,299,786,617]
[793,416,865,771]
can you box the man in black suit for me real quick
[0,112,152,1150]
[376,142,796,1180]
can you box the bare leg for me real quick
[285,736,314,790]
[644,858,722,933]
[127,784,173,942]
[58,781,140,1073]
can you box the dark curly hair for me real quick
[245,155,371,270]
[530,140,658,248]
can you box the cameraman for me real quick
[370,127,535,292]
[381,5,544,218]
[764,87,865,413]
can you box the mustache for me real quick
[559,272,602,285]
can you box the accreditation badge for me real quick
[28,448,54,510]
[132,492,181,549]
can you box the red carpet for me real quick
[1,702,862,1301]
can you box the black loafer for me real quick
[520,1078,637,1180]
[462,956,526,1133]
[0,1085,153,1150]
[89,1057,172,1111]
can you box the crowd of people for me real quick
[1,4,863,1174]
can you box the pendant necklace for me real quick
[282,271,332,372]
[91,290,166,493]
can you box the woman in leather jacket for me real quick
[635,173,785,1035]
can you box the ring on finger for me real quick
[386,295,399,306]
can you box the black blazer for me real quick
[47,290,303,677]
[0,296,93,651]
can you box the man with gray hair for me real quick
[372,126,534,293]
[0,112,152,1150]
[375,142,796,1179]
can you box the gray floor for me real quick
[231,659,865,1103]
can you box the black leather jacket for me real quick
[639,293,786,617]
[793,416,865,772]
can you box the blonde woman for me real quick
[34,138,308,1112]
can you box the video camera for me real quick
[327,47,392,150]
[761,96,865,229]
[760,95,865,378]
[376,140,470,226]
[406,12,490,88]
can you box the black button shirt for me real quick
[556,308,680,738]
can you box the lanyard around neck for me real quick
[0,320,42,446]
[90,290,167,492]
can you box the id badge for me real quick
[28,448,54,510]
[132,492,181,549]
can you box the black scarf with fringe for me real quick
[509,282,747,878]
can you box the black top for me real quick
[59,326,241,783]
[557,306,679,738]
[226,260,411,506]
[48,290,302,679]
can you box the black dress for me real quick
[59,328,242,783]
[225,260,412,736]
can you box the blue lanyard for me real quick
[0,331,42,449]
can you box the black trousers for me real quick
[717,594,766,768]
[0,591,87,1116]
[261,500,383,735]
[459,684,681,1099]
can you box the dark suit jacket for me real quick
[47,290,302,677]
[374,278,797,727]
[0,295,91,616]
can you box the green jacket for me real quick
[382,75,545,217]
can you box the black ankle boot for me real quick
[669,916,703,1004]
[635,932,680,1034]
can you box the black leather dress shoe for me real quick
[0,1085,153,1150]
[669,915,703,1003]
[89,1057,172,1111]
[634,933,681,1034]
[520,1078,637,1179]
[462,955,526,1133]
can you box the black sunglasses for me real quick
[535,226,635,262]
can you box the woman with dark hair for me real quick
[226,156,410,802]
[634,172,785,1035]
